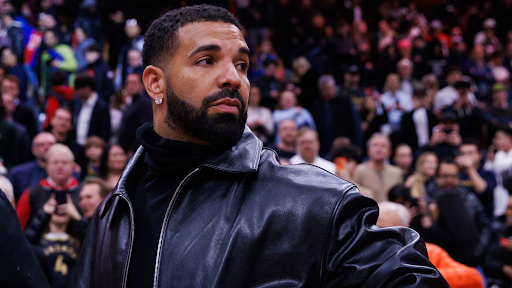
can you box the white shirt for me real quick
[76,92,98,146]
[289,154,336,174]
[412,108,429,147]
[434,86,477,110]
[380,90,413,132]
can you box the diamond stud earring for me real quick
[155,97,163,104]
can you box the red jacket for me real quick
[42,85,75,130]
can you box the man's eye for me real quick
[237,63,247,71]
[197,58,213,65]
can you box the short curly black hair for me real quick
[142,4,243,69]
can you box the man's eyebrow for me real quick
[188,44,221,58]
[238,47,250,57]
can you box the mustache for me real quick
[202,88,246,111]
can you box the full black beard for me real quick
[164,78,247,148]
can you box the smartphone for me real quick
[54,192,67,214]
[334,157,347,171]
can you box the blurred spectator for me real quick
[83,136,105,179]
[331,143,375,199]
[434,66,477,112]
[484,193,512,287]
[377,201,485,288]
[49,108,85,169]
[339,65,364,110]
[1,47,28,102]
[109,88,125,145]
[290,127,336,174]
[465,44,494,98]
[74,73,110,146]
[400,88,438,152]
[84,44,115,102]
[115,18,144,89]
[353,133,403,202]
[291,56,319,111]
[99,144,127,190]
[405,152,438,199]
[414,190,481,267]
[484,83,512,138]
[1,75,38,139]
[380,73,413,134]
[117,73,152,157]
[123,48,143,82]
[252,58,284,110]
[8,132,56,201]
[16,144,81,230]
[1,11,24,63]
[428,110,462,159]
[74,0,103,48]
[72,26,96,73]
[474,18,501,56]
[268,119,297,165]
[392,144,413,181]
[79,177,110,219]
[456,139,497,220]
[311,75,362,156]
[40,29,77,95]
[425,158,492,266]
[42,71,74,130]
[247,86,273,144]
[361,94,388,146]
[445,79,486,140]
[397,58,419,96]
[0,94,21,168]
[273,90,316,132]
[0,175,15,207]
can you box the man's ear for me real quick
[143,65,166,102]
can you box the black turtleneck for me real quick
[127,123,222,288]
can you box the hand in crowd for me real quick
[56,194,82,221]
[51,59,61,68]
[429,127,446,146]
[43,194,58,215]
[455,155,474,170]
[503,264,512,280]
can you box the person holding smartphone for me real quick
[16,144,83,230]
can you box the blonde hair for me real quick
[410,152,436,198]
[0,175,14,207]
[45,143,75,163]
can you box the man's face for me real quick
[279,120,297,145]
[248,86,261,106]
[79,183,104,219]
[1,93,15,114]
[319,82,337,100]
[368,136,390,162]
[458,144,481,166]
[43,30,58,47]
[46,151,74,184]
[163,22,250,147]
[436,163,459,189]
[447,71,461,86]
[494,131,512,152]
[125,74,143,96]
[344,72,360,87]
[493,90,508,108]
[75,86,92,101]
[398,64,412,79]
[127,50,142,68]
[1,48,16,67]
[394,146,412,169]
[1,79,19,97]
[297,130,319,162]
[51,109,72,134]
[32,133,57,160]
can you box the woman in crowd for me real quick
[99,144,128,190]
[82,136,105,179]
[361,94,388,145]
[247,86,274,144]
[272,90,316,131]
[72,26,96,73]
[405,152,438,198]
[413,190,480,267]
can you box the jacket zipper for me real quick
[119,194,135,288]
[152,167,200,288]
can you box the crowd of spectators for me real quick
[1,0,512,286]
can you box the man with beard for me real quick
[74,5,447,287]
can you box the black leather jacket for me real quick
[74,128,447,287]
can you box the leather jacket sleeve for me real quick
[321,186,449,287]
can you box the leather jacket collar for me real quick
[102,126,262,218]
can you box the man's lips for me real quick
[210,98,242,114]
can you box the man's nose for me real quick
[217,63,241,90]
